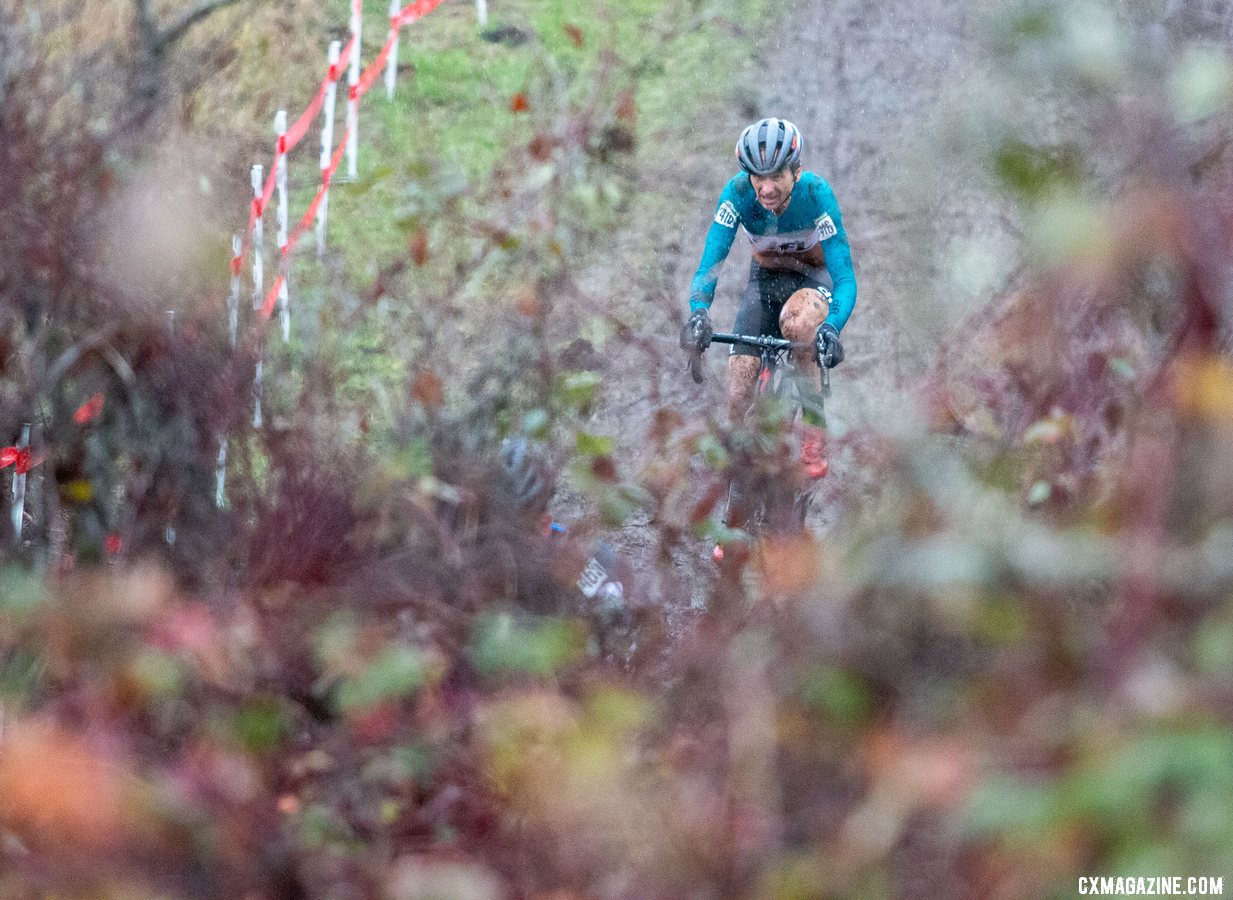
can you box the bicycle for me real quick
[688,331,832,552]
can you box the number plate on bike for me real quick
[577,558,608,598]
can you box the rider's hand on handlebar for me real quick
[681,307,713,353]
[815,322,844,368]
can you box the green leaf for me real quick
[599,489,635,526]
[993,139,1083,201]
[469,613,584,677]
[798,666,872,729]
[337,645,428,711]
[394,436,434,479]
[557,371,602,411]
[231,697,288,753]
[0,567,44,621]
[0,647,46,704]
[1193,619,1233,674]
[129,648,186,700]
[962,775,1059,839]
[575,430,616,457]
[313,613,358,671]
[697,434,729,469]
[1064,729,1233,824]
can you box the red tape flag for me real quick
[234,0,448,323]
[260,126,350,321]
[394,0,445,27]
[355,28,398,99]
[261,274,284,320]
[231,162,279,274]
[333,33,358,84]
[282,80,329,153]
[229,34,358,277]
[0,447,40,474]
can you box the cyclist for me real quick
[679,117,856,480]
[495,436,556,533]
[494,438,644,663]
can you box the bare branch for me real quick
[133,0,160,54]
[153,0,243,54]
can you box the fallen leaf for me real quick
[410,369,444,409]
[410,229,429,266]
[73,392,104,424]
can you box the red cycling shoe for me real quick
[798,423,829,480]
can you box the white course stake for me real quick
[229,232,241,346]
[215,437,228,508]
[251,163,265,427]
[476,0,488,27]
[251,164,265,311]
[385,0,400,100]
[346,0,362,180]
[254,356,264,429]
[10,423,29,544]
[274,109,291,341]
[317,40,341,257]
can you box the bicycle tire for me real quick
[710,333,821,553]
[760,359,813,536]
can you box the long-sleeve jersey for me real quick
[688,171,857,332]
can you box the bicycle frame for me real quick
[695,332,832,542]
[707,332,829,398]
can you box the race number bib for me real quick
[815,213,838,240]
[577,558,608,598]
[714,201,738,229]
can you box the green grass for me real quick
[265,0,774,439]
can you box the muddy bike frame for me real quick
[691,331,832,538]
[688,331,832,395]
[708,332,831,397]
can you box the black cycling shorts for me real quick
[729,262,832,358]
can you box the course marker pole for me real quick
[318,40,341,256]
[229,233,241,345]
[252,162,266,429]
[476,0,487,27]
[10,424,29,544]
[386,0,400,99]
[274,109,291,341]
[254,356,264,428]
[216,438,228,508]
[251,164,265,311]
[346,0,362,180]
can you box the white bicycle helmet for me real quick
[498,437,553,514]
[735,117,802,175]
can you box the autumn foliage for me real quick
[4,1,1233,898]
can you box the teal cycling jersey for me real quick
[688,171,857,332]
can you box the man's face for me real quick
[749,166,799,213]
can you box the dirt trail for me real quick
[761,0,989,526]
[578,0,1013,608]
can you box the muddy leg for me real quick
[725,354,761,531]
[779,287,828,375]
[728,354,761,423]
[780,288,830,481]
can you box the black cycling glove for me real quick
[680,307,713,353]
[816,323,844,368]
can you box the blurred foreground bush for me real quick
[4,1,1233,898]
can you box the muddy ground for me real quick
[576,0,1017,615]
